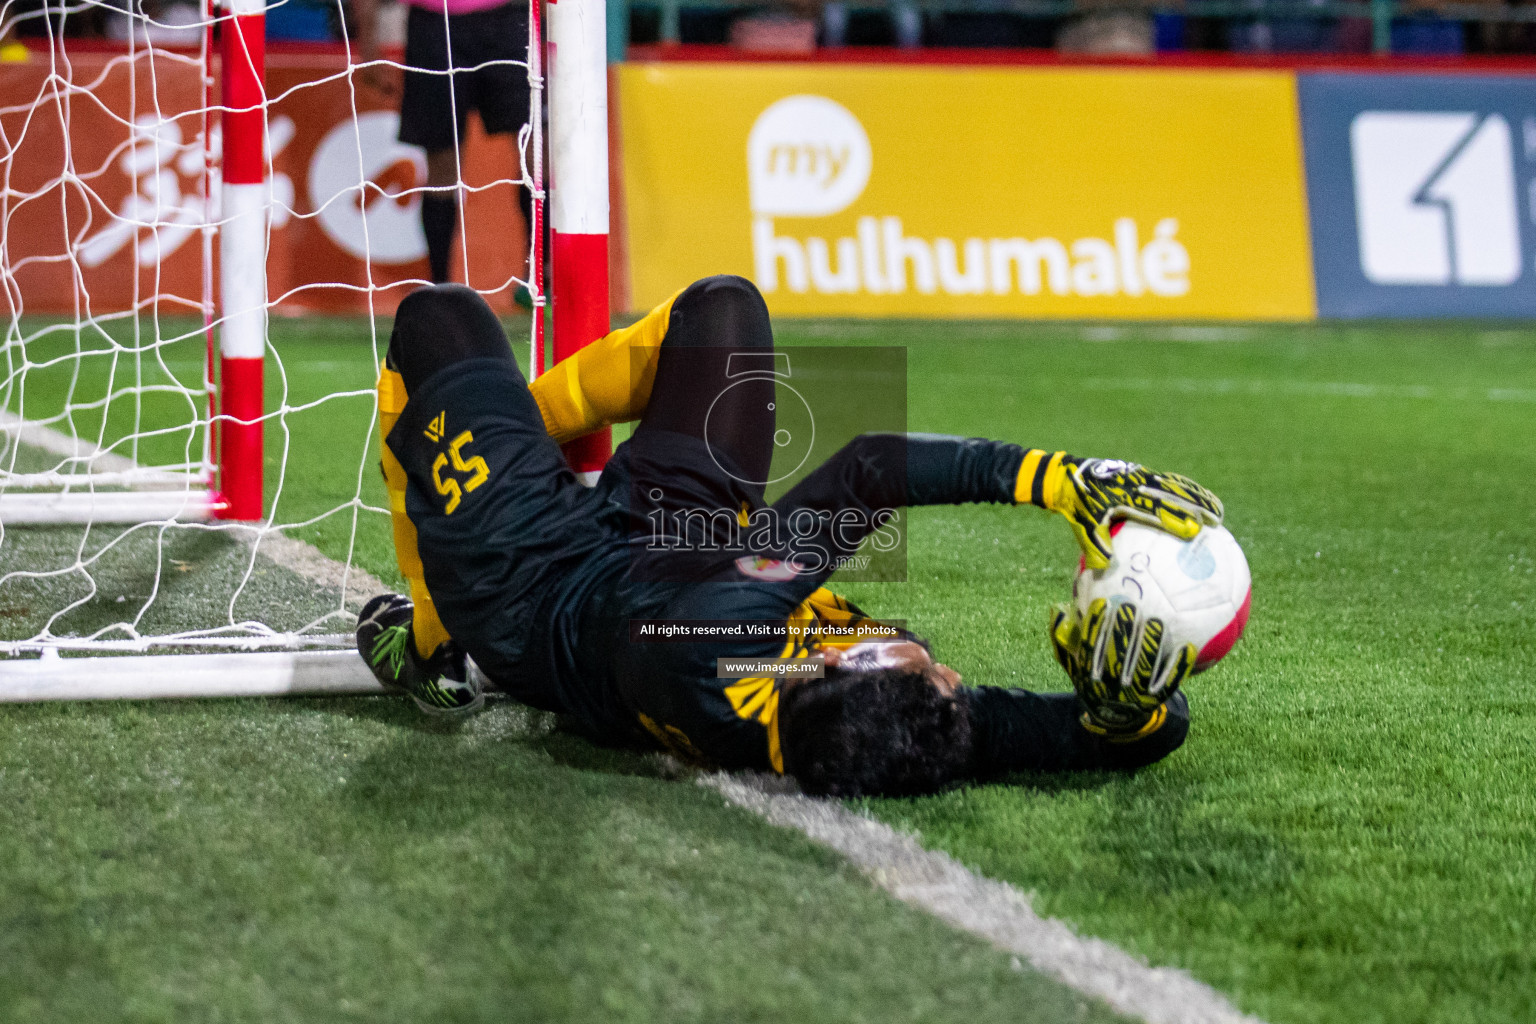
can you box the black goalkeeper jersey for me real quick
[389,359,1187,777]
[390,359,1032,766]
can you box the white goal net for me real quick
[0,0,547,668]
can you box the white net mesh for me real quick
[0,0,543,654]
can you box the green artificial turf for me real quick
[0,315,1126,1023]
[4,315,1535,1023]
[0,697,1127,1024]
[820,320,1536,1024]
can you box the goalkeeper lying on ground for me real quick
[357,276,1224,797]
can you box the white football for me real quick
[1072,521,1252,673]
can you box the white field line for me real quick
[2,410,141,474]
[701,772,1268,1024]
[250,531,391,613]
[10,414,1264,1024]
[1083,376,1536,403]
[3,414,390,612]
[2,410,200,490]
[1078,326,1259,343]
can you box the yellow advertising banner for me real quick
[616,63,1316,320]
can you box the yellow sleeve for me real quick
[1014,448,1069,510]
[528,287,685,444]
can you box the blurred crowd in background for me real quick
[2,0,1534,60]
[691,0,1532,54]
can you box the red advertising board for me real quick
[1,48,529,317]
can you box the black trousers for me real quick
[384,276,781,666]
[388,275,774,481]
[385,280,1190,773]
[397,2,531,152]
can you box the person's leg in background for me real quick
[461,1,537,302]
[420,147,461,285]
[397,4,469,285]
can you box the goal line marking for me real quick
[0,411,139,471]
[2,415,392,613]
[701,771,1268,1024]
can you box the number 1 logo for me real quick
[1350,111,1521,286]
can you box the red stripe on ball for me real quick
[1196,587,1251,672]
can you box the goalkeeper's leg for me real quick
[613,277,779,580]
[527,274,774,479]
[632,274,777,488]
[365,283,527,714]
[527,284,682,445]
[371,283,608,713]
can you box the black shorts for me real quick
[398,2,531,152]
[388,356,620,677]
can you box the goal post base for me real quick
[0,650,387,703]
[0,490,223,525]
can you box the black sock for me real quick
[421,194,458,284]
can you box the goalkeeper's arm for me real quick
[964,685,1190,776]
[766,432,1223,569]
[525,290,1223,570]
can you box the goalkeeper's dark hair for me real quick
[778,667,973,798]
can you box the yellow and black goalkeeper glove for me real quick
[1049,598,1197,738]
[1017,451,1224,570]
